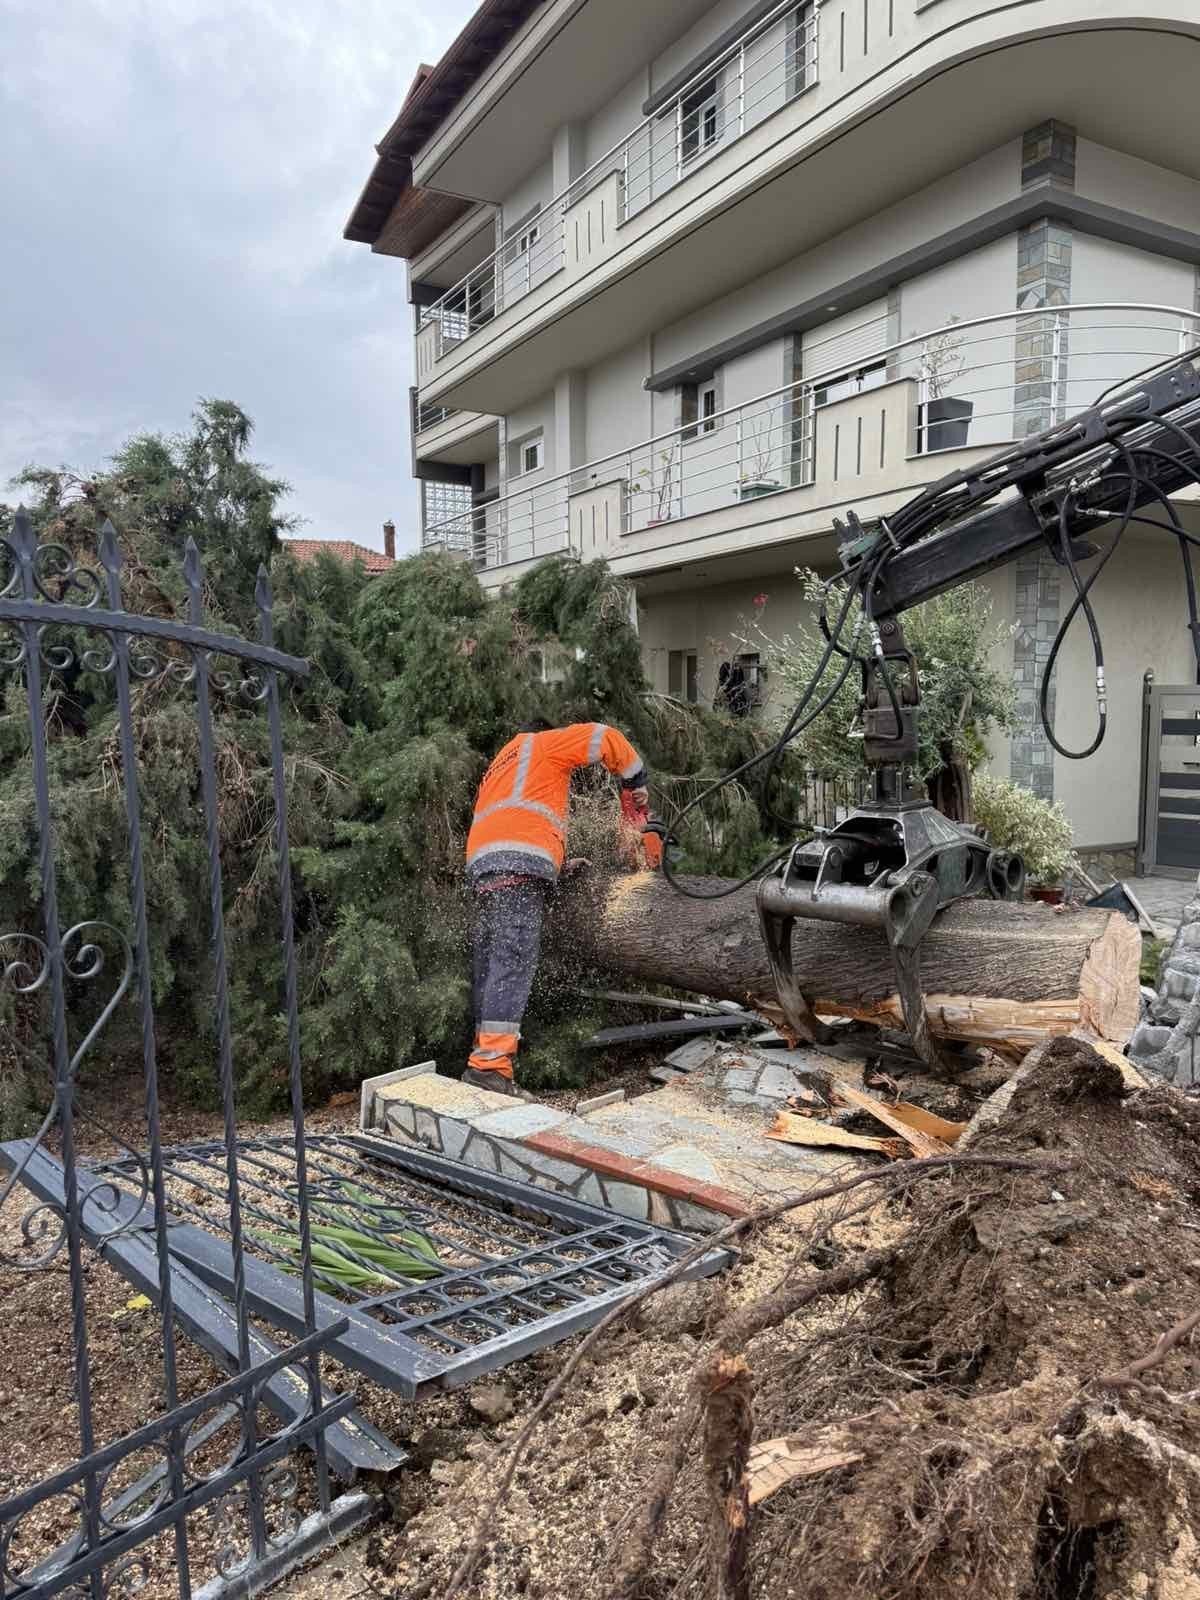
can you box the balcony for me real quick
[419,302,1200,581]
[416,0,817,364]
[410,5,1200,416]
[412,395,499,468]
[415,398,459,432]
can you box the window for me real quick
[421,480,472,550]
[512,434,544,477]
[813,361,887,409]
[504,206,543,294]
[699,381,719,434]
[737,652,766,708]
[789,2,817,99]
[680,76,720,165]
[668,649,700,704]
[472,490,500,569]
[715,652,767,715]
[679,374,721,441]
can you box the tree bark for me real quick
[561,873,1141,1055]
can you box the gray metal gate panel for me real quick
[90,1133,735,1397]
[0,1142,406,1482]
[1,512,365,1600]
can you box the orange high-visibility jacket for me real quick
[466,723,646,883]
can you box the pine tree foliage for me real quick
[1,405,797,1129]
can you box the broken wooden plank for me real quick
[765,1111,902,1157]
[830,1083,954,1158]
[745,1432,864,1505]
[876,1101,968,1144]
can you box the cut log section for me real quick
[561,874,1141,1057]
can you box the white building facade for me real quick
[347,0,1200,861]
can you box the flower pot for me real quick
[1028,885,1064,906]
[922,397,973,451]
[738,480,782,501]
[646,516,673,526]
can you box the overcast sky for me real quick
[1,0,477,554]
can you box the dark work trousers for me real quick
[468,876,548,1075]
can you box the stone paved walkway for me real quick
[1127,873,1199,938]
[362,1041,871,1233]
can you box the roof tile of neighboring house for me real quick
[284,539,395,575]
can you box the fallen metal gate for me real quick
[1140,679,1200,877]
[0,512,359,1600]
[79,1133,734,1395]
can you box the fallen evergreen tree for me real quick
[0,401,795,1129]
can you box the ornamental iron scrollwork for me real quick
[0,509,339,1599]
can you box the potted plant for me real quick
[737,418,782,500]
[970,774,1074,902]
[919,316,973,451]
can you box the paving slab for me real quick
[649,1066,688,1086]
[663,1036,727,1072]
[472,1103,568,1139]
[756,1062,813,1100]
[652,1144,725,1185]
[1126,873,1198,937]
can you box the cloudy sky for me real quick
[1,0,477,554]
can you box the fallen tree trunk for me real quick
[561,873,1140,1054]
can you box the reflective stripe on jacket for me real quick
[465,723,646,882]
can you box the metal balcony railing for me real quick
[414,397,460,433]
[420,304,1200,572]
[418,0,818,354]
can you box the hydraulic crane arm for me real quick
[853,354,1200,616]
[755,349,1200,1072]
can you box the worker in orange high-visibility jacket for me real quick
[463,718,662,1097]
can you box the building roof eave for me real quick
[343,0,545,250]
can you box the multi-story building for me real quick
[346,0,1200,870]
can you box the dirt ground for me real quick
[9,1044,1200,1600]
[359,1040,1200,1600]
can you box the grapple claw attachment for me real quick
[757,800,1023,1077]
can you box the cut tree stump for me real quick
[560,873,1141,1057]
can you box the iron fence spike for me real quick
[182,537,202,623]
[11,505,36,560]
[98,519,123,577]
[254,563,273,624]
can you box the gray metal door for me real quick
[1141,684,1200,876]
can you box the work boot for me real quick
[462,1067,532,1101]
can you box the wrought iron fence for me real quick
[0,511,361,1600]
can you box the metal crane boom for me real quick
[756,351,1200,1073]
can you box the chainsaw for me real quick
[620,787,672,870]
